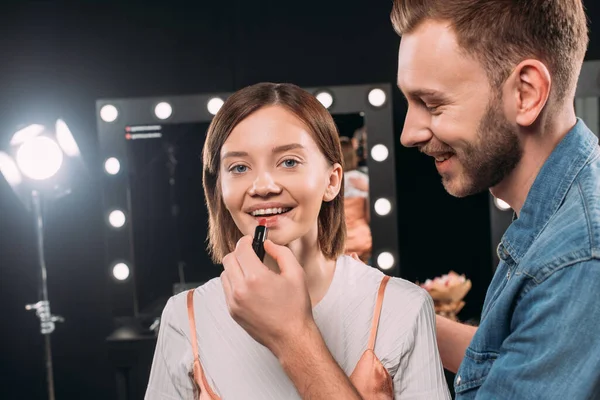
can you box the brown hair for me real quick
[202,83,346,263]
[391,0,588,100]
[340,136,357,171]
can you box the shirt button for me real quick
[456,375,462,385]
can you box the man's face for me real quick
[397,19,522,197]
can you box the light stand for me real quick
[25,190,64,400]
[0,120,85,400]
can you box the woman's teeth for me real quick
[251,207,291,216]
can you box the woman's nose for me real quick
[248,171,282,197]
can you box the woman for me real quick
[340,136,372,262]
[145,83,450,399]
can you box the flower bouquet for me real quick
[419,271,472,321]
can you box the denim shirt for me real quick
[455,119,600,399]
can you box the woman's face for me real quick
[219,105,342,247]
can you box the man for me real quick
[221,0,600,398]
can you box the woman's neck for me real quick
[264,239,337,308]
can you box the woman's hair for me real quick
[202,82,346,263]
[340,136,357,171]
[391,0,588,101]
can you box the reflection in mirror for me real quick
[332,113,372,263]
[126,122,216,315]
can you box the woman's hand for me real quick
[221,235,315,358]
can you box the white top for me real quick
[145,255,450,399]
[344,170,369,198]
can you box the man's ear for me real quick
[323,163,343,202]
[508,59,551,127]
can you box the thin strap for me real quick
[186,289,220,399]
[367,275,391,351]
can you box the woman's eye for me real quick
[231,165,247,173]
[282,159,298,168]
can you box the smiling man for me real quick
[221,1,600,399]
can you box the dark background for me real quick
[0,1,599,399]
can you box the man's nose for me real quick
[400,108,433,148]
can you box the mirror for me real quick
[96,83,397,317]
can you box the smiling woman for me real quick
[145,82,450,400]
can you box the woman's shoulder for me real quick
[161,277,226,325]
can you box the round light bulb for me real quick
[377,252,395,270]
[16,136,64,180]
[112,263,130,281]
[374,198,392,216]
[100,105,118,122]
[154,102,173,120]
[104,157,121,175]
[108,210,126,228]
[368,88,387,107]
[207,98,224,115]
[316,92,333,109]
[494,198,512,211]
[371,144,389,162]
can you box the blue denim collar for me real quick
[501,119,599,263]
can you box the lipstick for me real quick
[252,219,268,262]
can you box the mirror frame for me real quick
[96,83,399,317]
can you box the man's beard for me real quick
[443,96,523,197]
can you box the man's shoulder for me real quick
[522,153,600,280]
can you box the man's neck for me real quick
[491,106,578,216]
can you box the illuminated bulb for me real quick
[207,98,224,115]
[154,102,173,120]
[108,210,126,228]
[100,105,118,122]
[494,198,511,211]
[16,136,63,180]
[377,252,395,270]
[374,198,392,216]
[316,92,333,109]
[104,157,121,175]
[112,263,130,281]
[371,144,389,162]
[368,88,386,107]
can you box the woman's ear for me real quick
[323,163,343,202]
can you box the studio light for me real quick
[100,104,119,122]
[112,263,130,281]
[315,91,334,109]
[154,102,173,120]
[494,197,512,211]
[377,252,395,270]
[108,210,126,228]
[104,157,121,175]
[207,97,224,116]
[16,136,64,181]
[0,119,86,400]
[374,198,392,216]
[368,88,387,107]
[370,144,389,162]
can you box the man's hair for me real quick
[391,0,589,100]
[202,82,346,263]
